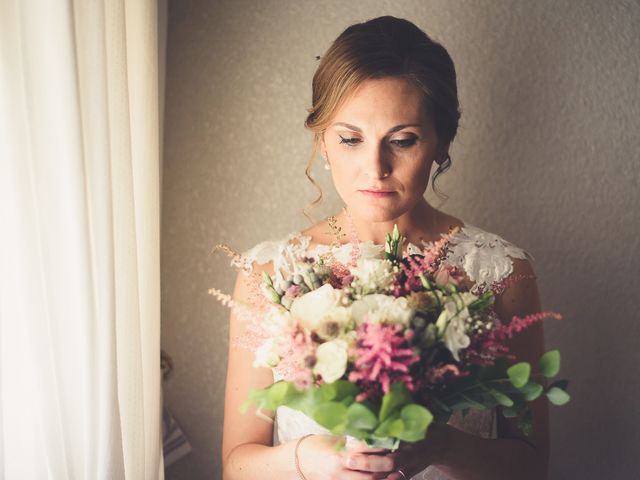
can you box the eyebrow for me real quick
[330,122,422,134]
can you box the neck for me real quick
[338,199,438,246]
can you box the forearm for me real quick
[223,441,298,480]
[431,424,548,480]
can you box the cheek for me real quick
[330,162,358,190]
[398,160,432,192]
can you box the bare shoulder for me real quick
[222,257,278,462]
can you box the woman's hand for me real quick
[380,423,453,480]
[297,435,396,480]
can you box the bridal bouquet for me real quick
[210,222,570,449]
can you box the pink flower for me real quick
[434,264,465,288]
[348,322,419,401]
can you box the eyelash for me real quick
[338,135,417,148]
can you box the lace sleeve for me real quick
[233,232,311,285]
[444,225,534,295]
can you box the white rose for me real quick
[290,283,341,332]
[435,301,471,361]
[253,338,280,368]
[313,339,348,383]
[351,294,413,326]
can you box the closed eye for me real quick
[338,135,361,147]
[391,138,417,148]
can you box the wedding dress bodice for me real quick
[239,221,533,479]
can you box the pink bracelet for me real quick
[294,434,313,480]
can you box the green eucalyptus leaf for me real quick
[546,386,571,406]
[313,401,348,431]
[520,381,544,401]
[373,411,400,437]
[319,380,358,402]
[397,404,433,442]
[346,403,378,431]
[539,350,561,378]
[490,389,514,407]
[507,362,531,388]
[387,418,405,438]
[379,382,412,422]
[267,381,298,409]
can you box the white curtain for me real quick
[0,1,165,478]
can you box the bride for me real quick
[221,15,549,480]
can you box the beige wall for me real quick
[161,1,640,478]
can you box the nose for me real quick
[363,144,392,179]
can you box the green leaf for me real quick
[319,380,358,402]
[490,389,514,407]
[346,403,378,431]
[507,362,531,388]
[373,411,401,437]
[520,381,544,401]
[398,404,433,442]
[387,418,405,438]
[379,382,412,422]
[313,402,348,431]
[546,386,571,406]
[267,381,298,408]
[539,350,561,378]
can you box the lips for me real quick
[359,189,396,198]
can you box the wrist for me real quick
[294,434,314,480]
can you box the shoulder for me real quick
[444,223,535,294]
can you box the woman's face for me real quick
[321,76,446,223]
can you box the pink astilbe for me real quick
[421,226,461,272]
[463,310,563,365]
[349,322,420,401]
[274,328,315,389]
[391,229,460,297]
[494,311,564,341]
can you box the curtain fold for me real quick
[0,0,164,478]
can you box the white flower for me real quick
[351,258,395,294]
[253,338,280,368]
[290,283,341,331]
[435,301,471,361]
[317,305,353,340]
[261,306,294,337]
[351,294,413,326]
[313,339,348,383]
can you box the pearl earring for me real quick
[323,154,330,170]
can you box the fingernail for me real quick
[346,456,356,468]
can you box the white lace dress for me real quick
[239,221,533,479]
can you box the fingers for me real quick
[344,472,390,480]
[343,452,396,473]
[383,474,404,480]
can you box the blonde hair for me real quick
[302,15,461,223]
